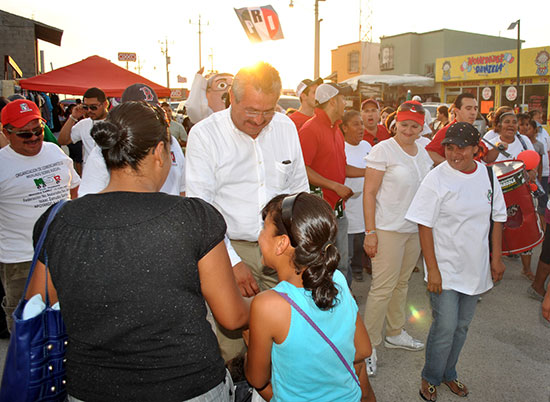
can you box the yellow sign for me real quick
[436,46,550,82]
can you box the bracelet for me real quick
[69,115,78,123]
[365,230,376,235]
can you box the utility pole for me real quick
[314,0,325,78]
[189,15,209,71]
[359,0,373,42]
[159,37,171,89]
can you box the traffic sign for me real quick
[118,52,136,62]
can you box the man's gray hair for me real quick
[231,62,282,103]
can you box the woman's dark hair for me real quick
[381,106,395,115]
[494,106,515,129]
[528,119,538,131]
[384,111,397,134]
[437,105,449,118]
[262,193,340,310]
[91,101,169,171]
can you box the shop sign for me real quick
[436,46,550,83]
[506,86,518,101]
[482,87,492,100]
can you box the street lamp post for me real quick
[314,0,325,78]
[508,19,521,108]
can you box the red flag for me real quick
[234,5,284,43]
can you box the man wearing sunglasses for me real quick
[0,99,80,333]
[58,87,108,164]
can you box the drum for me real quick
[491,160,544,255]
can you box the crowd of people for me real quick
[0,60,549,401]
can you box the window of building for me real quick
[525,84,548,124]
[445,88,461,104]
[348,51,360,74]
[500,85,524,110]
[380,47,394,71]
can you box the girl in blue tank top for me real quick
[244,192,376,401]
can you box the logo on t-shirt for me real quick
[34,175,61,189]
[171,151,176,164]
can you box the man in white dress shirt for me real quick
[186,61,309,360]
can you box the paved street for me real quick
[0,248,548,401]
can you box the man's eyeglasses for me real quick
[7,124,44,139]
[244,109,276,118]
[397,102,425,114]
[81,103,103,111]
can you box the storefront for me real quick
[435,46,550,124]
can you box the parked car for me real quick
[278,95,300,113]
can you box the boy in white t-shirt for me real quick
[341,111,372,281]
[406,122,507,401]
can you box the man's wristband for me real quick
[69,115,79,123]
[365,230,376,235]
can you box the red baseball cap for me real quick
[361,98,380,111]
[1,99,44,128]
[396,101,425,126]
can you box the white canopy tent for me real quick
[341,74,435,90]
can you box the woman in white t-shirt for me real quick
[406,122,507,401]
[362,101,433,375]
[483,107,538,280]
[482,106,535,162]
[342,110,372,282]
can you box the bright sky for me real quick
[2,0,550,92]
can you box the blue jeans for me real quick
[336,214,352,286]
[422,290,479,385]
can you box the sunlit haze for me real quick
[2,0,549,92]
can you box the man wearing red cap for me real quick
[361,99,391,146]
[0,99,80,332]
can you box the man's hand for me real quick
[233,262,260,297]
[334,183,354,201]
[491,257,506,283]
[71,104,87,120]
[427,269,442,294]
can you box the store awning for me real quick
[19,55,170,97]
[342,74,435,90]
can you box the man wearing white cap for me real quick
[290,77,323,130]
[298,83,364,285]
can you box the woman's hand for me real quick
[426,269,442,294]
[363,233,378,258]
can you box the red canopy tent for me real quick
[18,55,170,97]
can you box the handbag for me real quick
[0,200,68,402]
[274,291,360,386]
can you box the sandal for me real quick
[419,379,437,401]
[443,379,469,397]
[521,270,535,281]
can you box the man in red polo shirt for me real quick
[362,98,391,146]
[290,77,323,130]
[426,92,499,165]
[299,83,364,285]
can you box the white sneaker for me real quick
[384,330,424,351]
[365,347,377,377]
